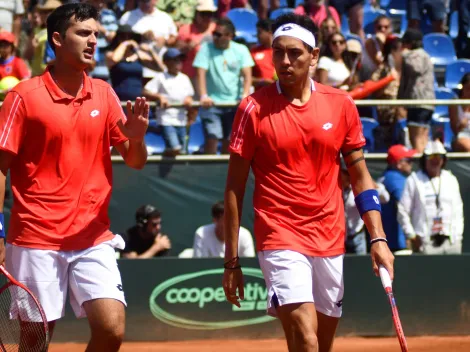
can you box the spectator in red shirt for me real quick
[250,19,276,91]
[294,0,341,28]
[0,31,30,81]
[177,0,217,88]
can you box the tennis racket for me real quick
[0,265,49,352]
[379,265,408,352]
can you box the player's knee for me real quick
[297,331,318,350]
[91,319,125,348]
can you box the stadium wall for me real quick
[51,255,470,342]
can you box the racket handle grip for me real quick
[379,264,392,290]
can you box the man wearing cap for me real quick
[377,145,416,253]
[223,13,394,351]
[0,0,24,45]
[398,140,464,254]
[0,31,30,81]
[177,0,217,87]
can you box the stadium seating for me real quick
[380,0,406,11]
[449,11,458,39]
[187,121,205,154]
[345,33,364,47]
[341,13,350,36]
[434,87,457,118]
[145,132,166,155]
[423,33,457,69]
[431,116,454,151]
[270,8,294,20]
[445,60,470,90]
[363,9,387,36]
[360,117,379,152]
[226,8,258,44]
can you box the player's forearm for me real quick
[224,190,242,261]
[124,139,147,170]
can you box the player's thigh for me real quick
[82,298,125,337]
[276,302,319,343]
[258,250,314,318]
[68,236,126,320]
[199,106,223,140]
[5,244,68,322]
[310,255,344,319]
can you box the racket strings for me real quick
[0,281,48,352]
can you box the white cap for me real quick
[196,0,217,12]
[423,140,447,155]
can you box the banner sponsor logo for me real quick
[149,268,275,330]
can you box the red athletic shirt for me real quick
[250,45,275,82]
[229,82,365,256]
[0,67,128,250]
[0,56,30,80]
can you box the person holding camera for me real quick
[397,140,464,254]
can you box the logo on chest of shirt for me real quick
[254,52,265,61]
[90,110,100,118]
[5,66,12,74]
[322,122,333,130]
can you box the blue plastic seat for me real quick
[434,87,457,117]
[360,117,379,152]
[380,0,406,11]
[423,33,457,69]
[187,121,205,154]
[445,59,470,90]
[363,9,387,36]
[270,8,294,19]
[226,9,258,44]
[144,132,166,155]
[431,116,454,151]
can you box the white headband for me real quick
[273,23,316,48]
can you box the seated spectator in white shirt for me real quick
[193,201,255,258]
[143,48,195,156]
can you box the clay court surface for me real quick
[49,336,470,351]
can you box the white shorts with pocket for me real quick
[258,250,344,318]
[5,235,127,322]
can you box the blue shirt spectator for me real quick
[378,145,417,252]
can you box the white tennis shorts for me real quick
[258,250,344,318]
[5,235,127,322]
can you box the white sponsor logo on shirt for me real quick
[90,110,100,118]
[322,122,333,130]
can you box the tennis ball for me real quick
[0,76,20,100]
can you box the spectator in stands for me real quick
[121,205,172,258]
[143,48,195,156]
[177,0,217,89]
[450,73,470,152]
[407,0,448,33]
[257,0,280,20]
[251,19,275,91]
[397,29,435,154]
[371,35,402,150]
[0,0,25,46]
[398,140,464,254]
[83,0,118,81]
[457,0,470,58]
[294,0,341,28]
[193,201,255,258]
[317,16,339,53]
[193,18,254,154]
[24,0,60,77]
[361,14,391,81]
[316,32,353,89]
[217,0,248,18]
[0,31,30,81]
[329,0,365,40]
[106,25,163,102]
[341,160,389,254]
[119,0,177,81]
[377,145,416,253]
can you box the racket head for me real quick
[0,265,50,351]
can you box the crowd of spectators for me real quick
[0,0,469,155]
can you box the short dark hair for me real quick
[135,204,161,227]
[47,3,99,52]
[215,18,235,36]
[256,19,273,32]
[374,14,390,27]
[402,28,423,50]
[272,13,318,52]
[211,201,224,219]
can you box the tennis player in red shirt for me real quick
[0,3,148,351]
[223,13,395,352]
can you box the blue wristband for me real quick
[354,189,381,218]
[0,213,4,239]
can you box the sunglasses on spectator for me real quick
[198,11,213,17]
[377,25,390,30]
[331,40,345,45]
[427,154,443,160]
[213,31,229,38]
